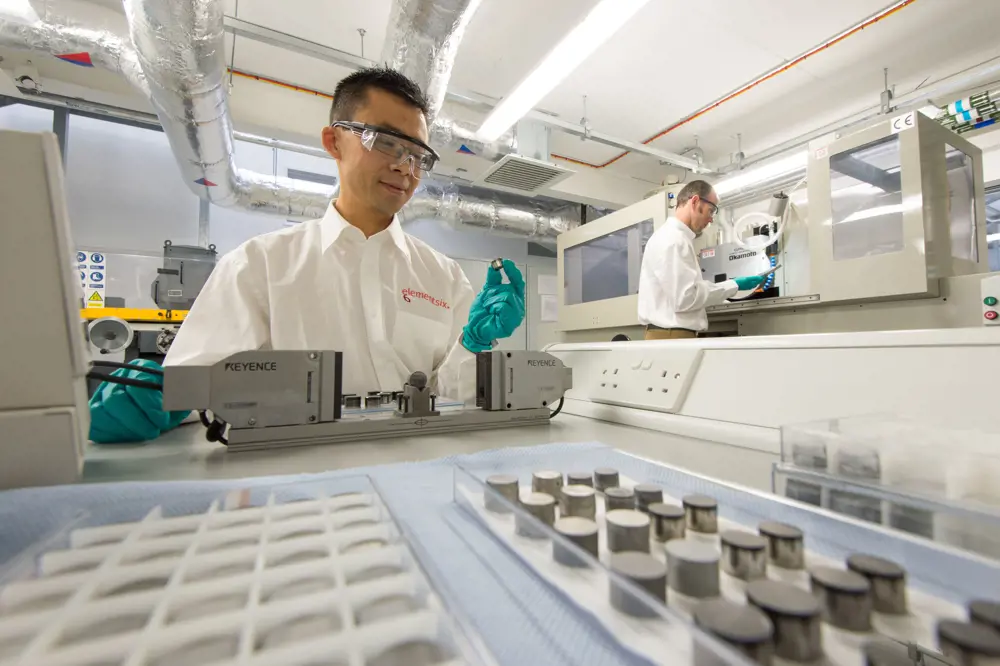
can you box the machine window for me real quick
[945,143,977,262]
[563,218,653,305]
[986,186,1000,272]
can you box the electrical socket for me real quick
[589,348,702,413]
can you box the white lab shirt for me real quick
[165,204,478,400]
[637,217,738,332]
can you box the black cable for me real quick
[90,360,164,376]
[87,372,164,392]
[549,397,564,419]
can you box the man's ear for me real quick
[321,125,341,160]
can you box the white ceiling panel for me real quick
[232,38,350,97]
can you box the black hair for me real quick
[676,180,715,208]
[329,66,429,125]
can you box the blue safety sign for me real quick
[77,252,87,263]
[80,271,86,282]
[88,284,104,289]
[90,271,104,282]
[90,252,104,264]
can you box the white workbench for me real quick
[82,415,778,492]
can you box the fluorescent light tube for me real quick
[477,0,651,142]
[713,151,808,198]
[0,0,39,23]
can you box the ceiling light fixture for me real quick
[713,151,808,198]
[476,0,651,142]
[918,105,942,119]
[0,0,39,24]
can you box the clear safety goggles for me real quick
[331,121,440,179]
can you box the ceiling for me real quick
[6,0,1000,187]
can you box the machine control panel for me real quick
[982,275,1000,325]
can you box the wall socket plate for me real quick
[587,348,703,413]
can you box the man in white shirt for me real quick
[637,180,762,340]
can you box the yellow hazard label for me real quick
[87,291,103,305]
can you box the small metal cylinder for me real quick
[758,521,805,570]
[532,470,563,496]
[809,566,873,632]
[490,257,504,271]
[721,530,768,581]
[560,485,597,519]
[594,467,620,491]
[683,494,719,534]
[693,598,774,666]
[649,503,686,542]
[609,551,667,617]
[862,639,951,666]
[606,509,650,553]
[847,554,907,615]
[634,484,663,513]
[566,471,594,487]
[604,487,635,512]
[515,492,556,539]
[666,540,720,599]
[937,620,1000,665]
[746,580,822,663]
[970,600,1000,632]
[553,517,599,567]
[485,474,519,513]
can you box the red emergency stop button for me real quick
[986,310,999,321]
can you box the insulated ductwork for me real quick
[430,115,516,161]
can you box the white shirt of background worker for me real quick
[637,181,763,340]
[165,66,525,400]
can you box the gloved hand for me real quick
[733,275,765,291]
[88,359,190,444]
[462,259,526,353]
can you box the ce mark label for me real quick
[891,111,916,134]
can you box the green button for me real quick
[986,296,998,307]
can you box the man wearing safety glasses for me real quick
[155,66,523,421]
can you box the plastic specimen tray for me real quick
[453,455,1000,666]
[0,476,492,666]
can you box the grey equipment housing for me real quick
[477,350,574,411]
[150,241,218,311]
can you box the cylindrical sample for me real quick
[553,517,599,567]
[694,598,774,666]
[566,471,594,488]
[937,620,1000,664]
[969,599,1000,633]
[721,530,768,581]
[862,639,951,666]
[634,483,663,513]
[560,485,596,519]
[809,566,873,632]
[609,551,667,617]
[666,540,720,599]
[485,474,519,513]
[606,510,651,553]
[649,503,686,542]
[683,494,719,534]
[515,493,556,539]
[604,487,636,512]
[758,521,805,570]
[846,554,907,615]
[531,470,563,496]
[594,467,620,491]
[747,580,822,663]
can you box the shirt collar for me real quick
[668,216,696,241]
[320,202,410,259]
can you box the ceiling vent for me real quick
[475,154,573,195]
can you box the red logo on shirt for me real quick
[402,288,450,309]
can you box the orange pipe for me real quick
[228,68,334,100]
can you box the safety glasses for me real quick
[698,196,719,217]
[331,121,440,179]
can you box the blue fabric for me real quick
[462,259,526,353]
[733,275,765,291]
[88,359,190,444]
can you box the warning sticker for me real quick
[700,249,716,258]
[88,291,103,303]
[78,248,107,308]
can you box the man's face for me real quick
[322,88,430,218]
[690,191,720,235]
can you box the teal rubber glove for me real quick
[88,359,190,444]
[733,275,765,291]
[462,259,526,353]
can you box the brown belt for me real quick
[644,325,698,340]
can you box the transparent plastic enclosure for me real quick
[0,476,493,666]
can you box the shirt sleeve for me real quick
[652,238,738,313]
[430,263,478,402]
[163,245,270,367]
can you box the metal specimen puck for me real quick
[720,530,768,581]
[758,521,805,570]
[863,639,950,666]
[746,580,822,662]
[515,492,556,539]
[970,599,1000,632]
[846,554,907,615]
[604,486,636,512]
[560,485,597,519]
[937,619,1000,661]
[532,470,563,496]
[566,472,594,487]
[683,494,719,534]
[666,539,720,599]
[810,566,872,632]
[485,474,519,513]
[594,467,620,491]
[609,551,667,617]
[606,509,650,553]
[693,598,774,665]
[634,484,664,512]
[648,503,686,543]
[553,517,599,567]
